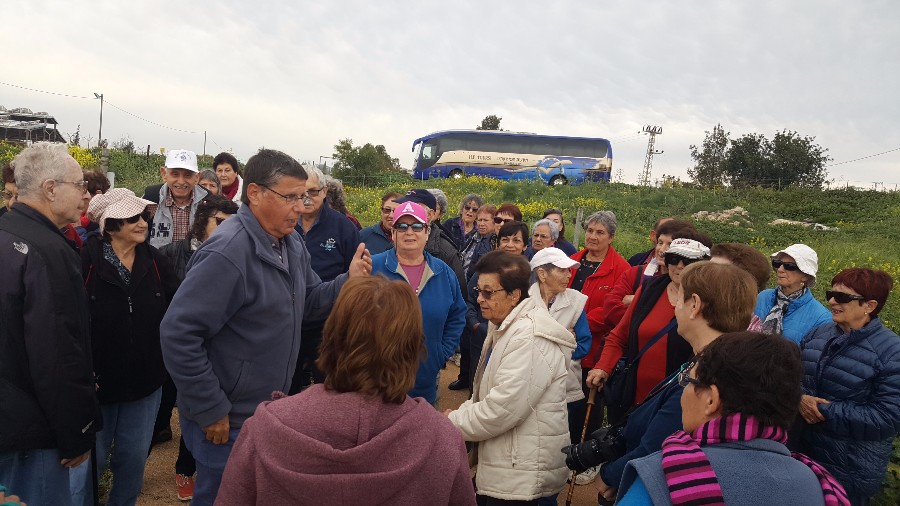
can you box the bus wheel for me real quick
[549,175,568,186]
[448,169,464,179]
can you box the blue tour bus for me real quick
[411,130,613,185]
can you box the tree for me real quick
[476,115,502,130]
[332,138,403,184]
[688,124,730,187]
[69,124,81,147]
[725,133,771,189]
[768,130,830,189]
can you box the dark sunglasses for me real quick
[825,290,867,304]
[473,286,506,300]
[664,252,702,266]
[394,223,426,232]
[124,210,152,224]
[772,259,801,272]
[464,205,479,213]
[214,216,230,225]
[493,217,513,224]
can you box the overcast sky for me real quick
[4,1,899,187]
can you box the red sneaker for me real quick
[175,474,195,501]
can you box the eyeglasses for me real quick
[393,222,426,232]
[494,217,513,224]
[259,184,303,205]
[772,260,801,272]
[464,205,479,213]
[676,362,702,388]
[381,207,396,214]
[473,286,506,300]
[55,179,89,192]
[664,253,702,266]
[214,216,230,225]
[825,290,867,304]
[124,210,152,224]
[303,187,324,198]
[2,191,16,200]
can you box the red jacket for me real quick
[568,246,631,369]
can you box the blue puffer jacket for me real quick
[799,318,900,498]
[754,288,832,344]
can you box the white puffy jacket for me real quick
[448,296,576,501]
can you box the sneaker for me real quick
[575,466,598,485]
[451,353,461,367]
[176,474,195,501]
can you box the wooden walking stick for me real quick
[565,386,597,506]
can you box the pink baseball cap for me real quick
[392,201,428,224]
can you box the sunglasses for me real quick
[677,369,703,388]
[124,210,152,224]
[381,207,396,214]
[214,216,230,225]
[464,205,479,213]
[772,259,801,272]
[394,223,426,232]
[493,217,513,224]
[664,252,702,266]
[825,290,867,304]
[473,286,506,300]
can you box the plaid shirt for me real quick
[164,191,193,242]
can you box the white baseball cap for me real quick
[530,247,580,270]
[164,149,199,173]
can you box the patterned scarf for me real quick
[661,413,849,505]
[761,287,805,335]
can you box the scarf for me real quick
[222,179,239,200]
[761,287,805,335]
[661,413,849,506]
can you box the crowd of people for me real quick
[0,142,898,506]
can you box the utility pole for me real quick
[93,93,104,147]
[639,125,663,186]
[203,131,207,156]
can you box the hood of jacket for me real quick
[227,386,466,503]
[496,296,577,351]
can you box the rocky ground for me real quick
[135,363,597,505]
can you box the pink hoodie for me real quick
[216,385,476,506]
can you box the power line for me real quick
[104,100,198,134]
[0,80,200,135]
[0,80,91,99]
[827,146,900,167]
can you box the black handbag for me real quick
[602,319,676,418]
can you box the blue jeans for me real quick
[71,388,162,506]
[0,448,73,505]
[181,414,241,506]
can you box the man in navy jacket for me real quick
[160,149,371,505]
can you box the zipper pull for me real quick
[128,296,133,313]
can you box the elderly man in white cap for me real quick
[753,243,831,344]
[143,149,209,248]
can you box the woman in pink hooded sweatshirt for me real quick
[216,276,476,506]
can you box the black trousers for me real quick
[152,374,196,475]
[476,496,539,506]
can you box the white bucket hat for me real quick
[771,244,818,282]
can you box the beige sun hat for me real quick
[87,188,154,233]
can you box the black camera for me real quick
[561,425,626,473]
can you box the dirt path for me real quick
[137,364,597,505]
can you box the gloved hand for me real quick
[561,438,602,473]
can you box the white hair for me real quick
[11,142,74,197]
[532,218,560,241]
[304,164,325,185]
[427,188,449,215]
